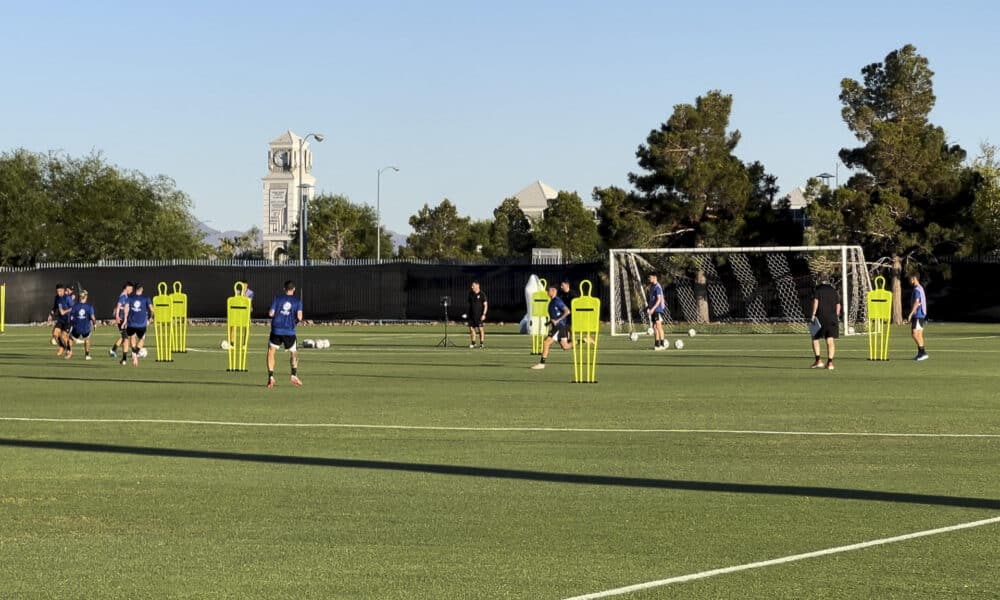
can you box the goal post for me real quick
[609,245,871,336]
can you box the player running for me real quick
[49,283,66,347]
[66,290,96,360]
[120,283,154,367]
[266,280,304,388]
[109,281,134,358]
[530,284,573,370]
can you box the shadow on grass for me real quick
[2,437,997,511]
[11,375,248,387]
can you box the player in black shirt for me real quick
[467,280,488,349]
[809,278,841,369]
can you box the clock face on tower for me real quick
[272,150,290,170]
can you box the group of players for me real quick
[49,281,154,365]
[464,274,667,370]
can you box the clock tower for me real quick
[262,130,318,261]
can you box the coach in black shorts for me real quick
[809,278,841,369]
[467,280,488,349]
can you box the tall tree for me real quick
[594,185,654,250]
[0,149,208,265]
[488,197,534,257]
[969,143,1000,253]
[533,191,601,260]
[628,90,752,248]
[0,150,53,266]
[404,199,472,259]
[289,194,388,260]
[832,44,969,319]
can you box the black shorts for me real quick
[467,314,484,328]
[547,324,569,340]
[911,317,927,331]
[55,319,71,331]
[812,322,839,340]
[126,326,147,340]
[269,333,297,350]
[650,312,664,324]
[72,330,91,341]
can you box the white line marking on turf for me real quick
[1,417,999,438]
[562,515,1000,600]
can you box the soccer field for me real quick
[2,323,998,599]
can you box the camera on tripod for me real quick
[436,296,457,347]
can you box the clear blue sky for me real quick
[4,0,999,236]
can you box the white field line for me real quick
[563,515,1000,600]
[1,417,998,438]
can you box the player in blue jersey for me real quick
[66,290,96,360]
[120,283,154,367]
[531,284,573,370]
[906,273,929,361]
[646,273,667,350]
[55,284,76,357]
[109,281,134,358]
[266,280,304,388]
[49,283,66,347]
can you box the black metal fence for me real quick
[0,261,605,324]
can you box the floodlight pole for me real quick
[377,165,399,264]
[297,132,325,265]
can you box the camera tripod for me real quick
[436,297,458,347]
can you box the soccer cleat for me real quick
[64,351,73,360]
[56,346,65,357]
[50,338,58,346]
[826,362,835,370]
[469,343,476,349]
[530,363,546,369]
[811,360,824,368]
[109,349,117,358]
[85,355,92,361]
[653,345,666,351]
[478,343,484,349]
[290,375,303,387]
[916,354,929,361]
[266,377,275,389]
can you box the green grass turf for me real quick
[1,322,998,599]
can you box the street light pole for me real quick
[298,132,325,264]
[376,165,399,263]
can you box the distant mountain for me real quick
[198,222,247,247]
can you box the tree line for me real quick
[2,45,998,277]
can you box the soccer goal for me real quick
[609,245,871,336]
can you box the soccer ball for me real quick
[646,327,654,336]
[461,313,468,319]
[137,348,148,358]
[629,332,640,342]
[662,339,670,349]
[674,339,685,350]
[847,327,856,335]
[318,339,330,349]
[220,339,230,350]
[688,328,696,337]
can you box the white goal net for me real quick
[609,246,871,335]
